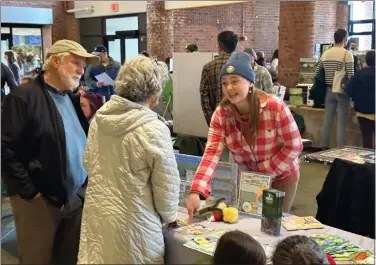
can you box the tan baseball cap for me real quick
[47,39,100,65]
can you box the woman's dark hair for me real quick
[4,50,16,64]
[213,230,266,265]
[256,58,266,67]
[26,54,35,64]
[217,31,239,54]
[272,235,328,265]
[81,92,104,119]
[141,51,150,57]
[272,49,279,61]
[365,50,375,67]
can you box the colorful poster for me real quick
[238,171,272,215]
[211,162,238,207]
[175,154,239,207]
[299,58,318,85]
[304,146,375,164]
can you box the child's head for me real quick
[272,235,328,265]
[213,230,266,265]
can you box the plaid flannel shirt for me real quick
[254,63,275,95]
[199,51,231,126]
[191,96,303,198]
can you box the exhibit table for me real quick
[288,105,362,148]
[163,207,375,264]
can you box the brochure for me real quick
[238,171,272,215]
[282,216,324,231]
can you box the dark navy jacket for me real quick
[84,57,121,101]
[348,66,375,114]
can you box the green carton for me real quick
[261,189,285,236]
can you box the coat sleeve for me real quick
[84,65,97,90]
[1,94,38,199]
[199,66,213,126]
[146,122,180,224]
[262,68,275,94]
[191,108,225,198]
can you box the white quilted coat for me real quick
[78,95,180,264]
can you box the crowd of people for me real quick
[0,27,374,265]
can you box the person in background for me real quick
[1,62,18,100]
[80,92,104,122]
[141,51,150,57]
[272,235,336,265]
[15,49,25,72]
[23,54,36,75]
[268,68,281,87]
[213,230,266,265]
[255,51,267,67]
[244,48,275,95]
[84,45,121,101]
[348,50,375,149]
[78,55,180,264]
[20,75,35,85]
[200,31,238,126]
[346,38,360,73]
[1,39,99,264]
[270,49,279,73]
[4,50,21,85]
[186,52,302,222]
[315,29,354,149]
[186,43,199,53]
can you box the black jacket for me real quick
[1,62,18,95]
[1,73,89,207]
[316,158,375,238]
[348,66,375,115]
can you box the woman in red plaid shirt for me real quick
[187,52,303,222]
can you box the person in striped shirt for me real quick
[186,52,303,222]
[314,29,354,148]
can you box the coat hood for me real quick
[94,95,165,136]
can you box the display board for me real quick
[303,146,375,164]
[173,52,215,138]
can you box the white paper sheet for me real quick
[95,72,114,86]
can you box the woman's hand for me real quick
[186,193,201,224]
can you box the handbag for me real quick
[332,50,349,94]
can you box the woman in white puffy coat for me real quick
[78,56,180,264]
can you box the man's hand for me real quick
[96,81,104,88]
[33,192,42,199]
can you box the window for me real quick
[1,27,10,34]
[105,16,138,35]
[12,27,43,67]
[348,1,375,50]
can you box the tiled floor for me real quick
[0,163,330,263]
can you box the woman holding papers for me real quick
[186,52,302,221]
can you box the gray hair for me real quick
[43,52,70,70]
[115,55,169,103]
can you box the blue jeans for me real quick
[320,89,351,148]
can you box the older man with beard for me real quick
[1,40,100,264]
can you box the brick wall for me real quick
[172,0,280,60]
[52,2,80,43]
[278,1,316,88]
[336,2,349,31]
[147,1,174,61]
[1,0,56,8]
[315,1,338,44]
